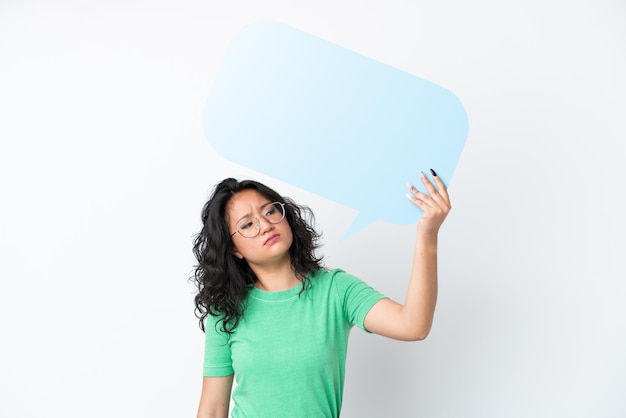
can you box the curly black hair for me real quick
[192,178,324,334]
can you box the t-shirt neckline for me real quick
[248,281,306,301]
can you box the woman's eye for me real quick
[240,221,254,230]
[265,208,276,217]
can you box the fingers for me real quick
[406,182,434,209]
[420,171,438,196]
[406,169,451,233]
[420,170,450,207]
[428,170,450,203]
[406,169,451,211]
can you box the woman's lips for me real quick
[264,234,279,245]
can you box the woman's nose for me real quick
[257,216,274,233]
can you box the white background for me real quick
[1,1,625,417]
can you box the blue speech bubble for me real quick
[204,21,468,236]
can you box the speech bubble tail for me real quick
[342,213,374,239]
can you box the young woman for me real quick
[192,171,450,418]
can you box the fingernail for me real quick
[430,168,437,177]
[405,193,414,201]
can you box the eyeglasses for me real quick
[230,202,286,238]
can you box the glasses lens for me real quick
[237,218,259,238]
[264,202,285,224]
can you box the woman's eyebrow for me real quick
[235,212,251,224]
[235,202,272,223]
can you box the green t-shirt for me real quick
[203,268,386,417]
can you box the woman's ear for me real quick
[232,248,244,259]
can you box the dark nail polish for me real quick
[430,168,437,177]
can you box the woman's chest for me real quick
[230,295,349,377]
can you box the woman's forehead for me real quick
[227,189,271,216]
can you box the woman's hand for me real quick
[406,169,451,235]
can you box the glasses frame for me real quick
[230,202,286,239]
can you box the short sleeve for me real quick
[202,313,234,377]
[331,269,386,332]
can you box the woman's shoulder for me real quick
[310,268,345,281]
[312,267,363,279]
[309,268,363,289]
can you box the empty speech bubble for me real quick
[204,21,468,237]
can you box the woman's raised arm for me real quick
[364,170,451,341]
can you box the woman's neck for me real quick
[250,260,300,292]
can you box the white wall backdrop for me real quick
[1,1,625,417]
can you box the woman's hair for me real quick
[192,178,324,334]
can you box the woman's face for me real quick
[226,189,293,268]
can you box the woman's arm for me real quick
[196,375,234,418]
[364,170,451,341]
